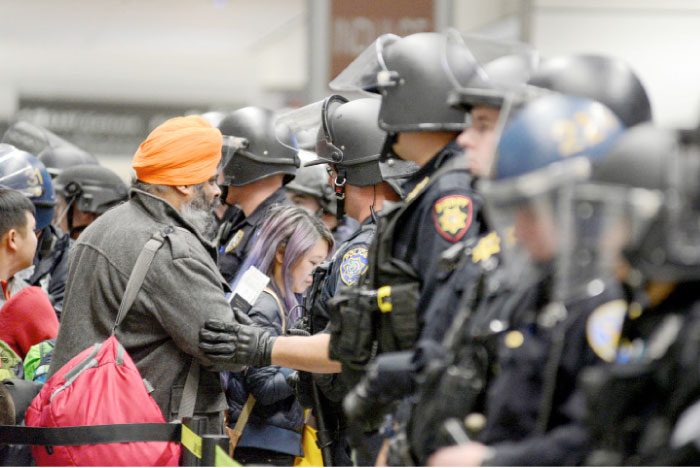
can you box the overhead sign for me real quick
[12,99,203,157]
[330,0,435,80]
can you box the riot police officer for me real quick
[53,164,128,239]
[324,32,489,389]
[275,95,417,465]
[0,144,69,319]
[375,34,539,465]
[216,106,300,283]
[2,121,98,178]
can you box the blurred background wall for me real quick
[1,0,698,179]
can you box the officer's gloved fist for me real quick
[199,313,276,368]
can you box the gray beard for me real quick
[181,192,219,241]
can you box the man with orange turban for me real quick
[49,116,244,433]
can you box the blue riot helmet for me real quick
[0,144,56,232]
[478,94,625,303]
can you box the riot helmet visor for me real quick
[328,34,401,93]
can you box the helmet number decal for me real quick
[25,167,44,187]
[551,107,618,158]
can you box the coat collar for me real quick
[129,188,218,257]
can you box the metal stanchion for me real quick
[200,434,230,467]
[180,416,207,466]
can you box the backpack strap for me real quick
[263,286,287,332]
[112,226,174,333]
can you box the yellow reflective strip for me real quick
[377,286,392,313]
[181,424,202,459]
[215,445,241,467]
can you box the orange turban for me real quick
[132,116,222,185]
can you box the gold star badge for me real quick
[432,195,473,242]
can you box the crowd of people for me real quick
[1,29,700,467]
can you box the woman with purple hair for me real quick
[221,205,333,466]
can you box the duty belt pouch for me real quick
[376,282,420,352]
[327,288,376,368]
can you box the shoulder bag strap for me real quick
[226,393,257,457]
[112,226,173,333]
[263,286,287,332]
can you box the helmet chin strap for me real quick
[334,168,347,222]
[219,185,230,205]
[380,133,400,162]
[370,185,378,223]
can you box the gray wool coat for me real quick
[48,189,238,432]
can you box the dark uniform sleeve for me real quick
[408,182,483,341]
[485,422,590,466]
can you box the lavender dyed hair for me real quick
[233,205,334,324]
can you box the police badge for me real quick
[225,229,245,254]
[340,247,369,286]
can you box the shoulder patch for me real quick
[432,195,473,242]
[224,229,245,254]
[339,247,369,286]
[472,232,500,263]
[586,299,627,362]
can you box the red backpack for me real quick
[25,228,195,466]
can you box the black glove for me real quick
[199,309,277,368]
[285,371,315,409]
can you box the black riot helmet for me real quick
[589,123,700,283]
[54,164,128,234]
[443,31,540,113]
[217,106,300,187]
[2,121,98,178]
[330,32,475,135]
[286,162,337,216]
[528,54,653,127]
[276,96,417,220]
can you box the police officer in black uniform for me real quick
[216,106,300,283]
[579,122,700,466]
[0,144,69,320]
[53,164,128,239]
[275,95,416,465]
[325,32,490,395]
